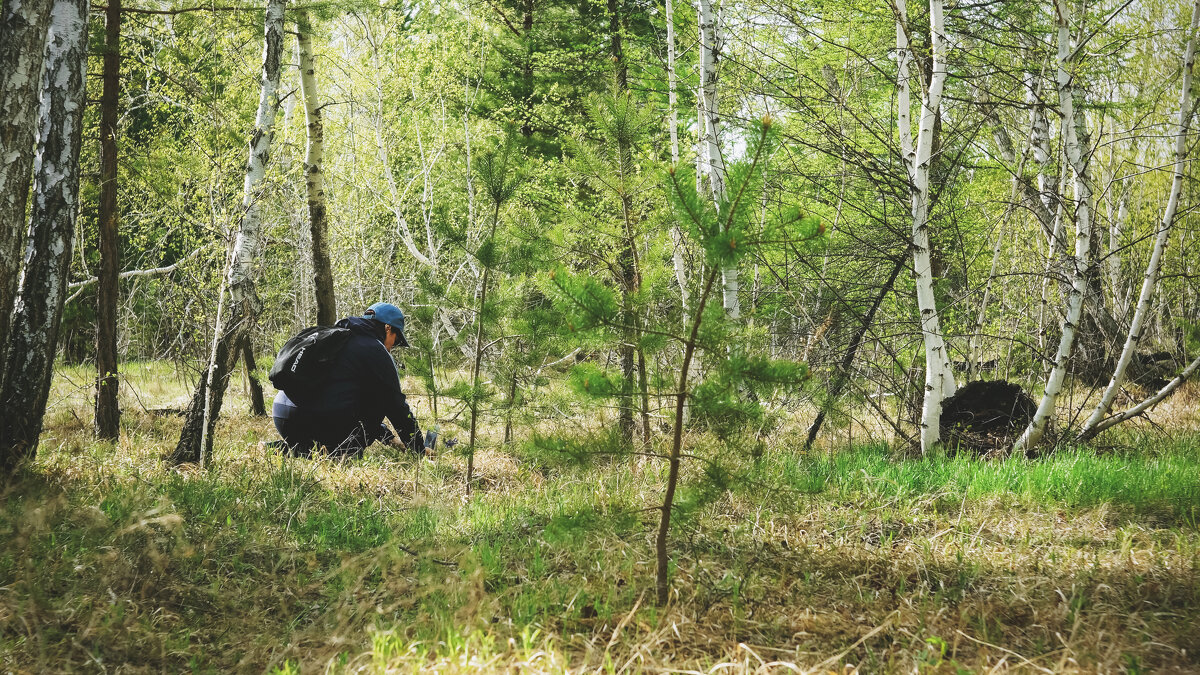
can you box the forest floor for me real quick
[2,363,1200,673]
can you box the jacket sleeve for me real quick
[368,346,422,449]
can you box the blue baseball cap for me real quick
[363,302,409,347]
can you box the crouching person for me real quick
[271,302,424,458]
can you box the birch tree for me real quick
[172,0,287,465]
[1014,0,1094,453]
[894,0,956,452]
[296,10,336,326]
[1079,0,1200,441]
[0,0,88,470]
[0,0,53,380]
[665,0,690,316]
[697,0,737,319]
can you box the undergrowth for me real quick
[1,375,1199,672]
[770,440,1200,522]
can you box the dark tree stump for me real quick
[940,380,1036,455]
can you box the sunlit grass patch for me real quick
[761,441,1200,523]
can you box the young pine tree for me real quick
[552,117,822,605]
[563,92,664,449]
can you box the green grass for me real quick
[3,371,1200,672]
[766,440,1200,520]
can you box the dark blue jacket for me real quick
[283,317,420,447]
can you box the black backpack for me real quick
[268,325,353,396]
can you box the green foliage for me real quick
[545,267,621,334]
[475,236,499,268]
[666,119,824,272]
[442,380,494,408]
[690,355,809,440]
[21,0,1200,664]
[1178,318,1200,353]
[690,374,766,440]
[516,428,633,468]
[475,134,524,210]
[568,362,622,398]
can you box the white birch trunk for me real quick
[666,0,690,315]
[697,0,737,319]
[0,0,54,377]
[174,0,286,465]
[296,11,336,326]
[1030,72,1064,364]
[1037,167,1068,362]
[1015,0,1094,453]
[1029,78,1055,224]
[1079,0,1200,439]
[895,0,955,452]
[0,0,88,467]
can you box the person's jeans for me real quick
[272,392,393,458]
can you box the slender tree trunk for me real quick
[295,10,336,326]
[967,223,1006,380]
[428,349,439,418]
[1015,0,1094,453]
[608,0,626,90]
[697,0,737,319]
[609,0,637,446]
[1037,167,1068,366]
[619,337,635,444]
[0,0,53,380]
[657,268,719,606]
[1080,0,1200,440]
[665,0,689,316]
[981,90,1054,237]
[805,257,905,449]
[171,0,286,465]
[1029,76,1054,222]
[638,347,651,448]
[1073,109,1120,381]
[607,0,644,448]
[241,334,266,416]
[895,0,955,452]
[94,0,122,440]
[0,0,88,471]
[1108,189,1131,318]
[520,0,533,137]
[504,368,517,443]
[466,202,501,494]
[1026,67,1061,368]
